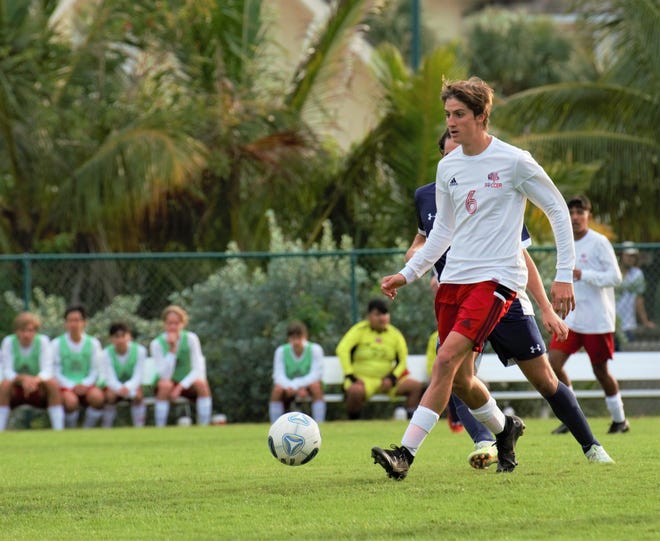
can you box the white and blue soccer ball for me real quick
[268,412,321,466]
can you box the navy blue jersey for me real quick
[414,182,530,277]
[414,183,447,276]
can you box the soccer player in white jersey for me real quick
[269,320,326,424]
[0,312,65,430]
[371,77,576,479]
[409,132,613,470]
[53,305,105,428]
[99,322,147,427]
[549,195,629,434]
[150,305,212,426]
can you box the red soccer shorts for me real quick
[435,280,515,353]
[549,330,614,364]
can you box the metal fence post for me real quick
[350,251,358,323]
[21,253,32,310]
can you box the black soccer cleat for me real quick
[371,445,413,481]
[495,415,525,473]
[551,423,570,435]
[607,420,630,434]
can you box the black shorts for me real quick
[488,299,546,366]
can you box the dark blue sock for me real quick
[447,395,460,423]
[545,381,599,453]
[452,394,493,444]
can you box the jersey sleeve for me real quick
[391,329,409,380]
[178,332,205,389]
[336,324,361,378]
[514,152,574,283]
[580,236,623,287]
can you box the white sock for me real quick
[65,410,80,428]
[196,396,212,426]
[401,406,439,456]
[269,401,284,423]
[102,405,117,428]
[469,396,506,435]
[131,404,146,427]
[48,405,65,430]
[83,407,104,429]
[0,406,10,431]
[311,400,326,423]
[605,393,625,423]
[155,400,170,427]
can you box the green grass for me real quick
[0,417,658,540]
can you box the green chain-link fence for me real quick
[1,244,659,349]
[1,244,658,422]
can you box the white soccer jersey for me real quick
[401,137,574,291]
[149,331,206,389]
[52,333,103,389]
[1,334,53,381]
[272,341,324,390]
[564,229,622,333]
[100,342,147,397]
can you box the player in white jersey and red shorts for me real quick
[371,77,610,480]
[549,195,629,434]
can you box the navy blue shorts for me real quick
[487,299,546,366]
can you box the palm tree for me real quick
[306,42,464,247]
[0,0,207,253]
[180,0,382,251]
[492,0,660,241]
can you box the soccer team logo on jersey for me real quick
[485,172,502,188]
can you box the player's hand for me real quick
[550,281,575,319]
[540,305,569,341]
[21,376,38,395]
[296,388,309,400]
[381,273,406,300]
[171,383,182,399]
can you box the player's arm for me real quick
[390,331,409,381]
[1,336,16,382]
[101,350,122,392]
[272,345,294,389]
[577,239,622,287]
[36,335,54,380]
[517,157,575,315]
[129,345,147,394]
[82,339,102,387]
[405,233,427,262]
[150,337,173,380]
[336,326,360,384]
[178,332,204,389]
[293,343,324,389]
[52,339,76,389]
[523,250,568,340]
[636,295,655,328]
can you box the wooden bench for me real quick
[321,351,660,403]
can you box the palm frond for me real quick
[284,0,374,114]
[66,122,207,229]
[494,82,659,135]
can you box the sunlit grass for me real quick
[0,417,657,540]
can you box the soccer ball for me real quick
[268,412,321,466]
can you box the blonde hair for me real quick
[14,312,42,331]
[161,305,189,326]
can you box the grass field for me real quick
[0,416,658,541]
